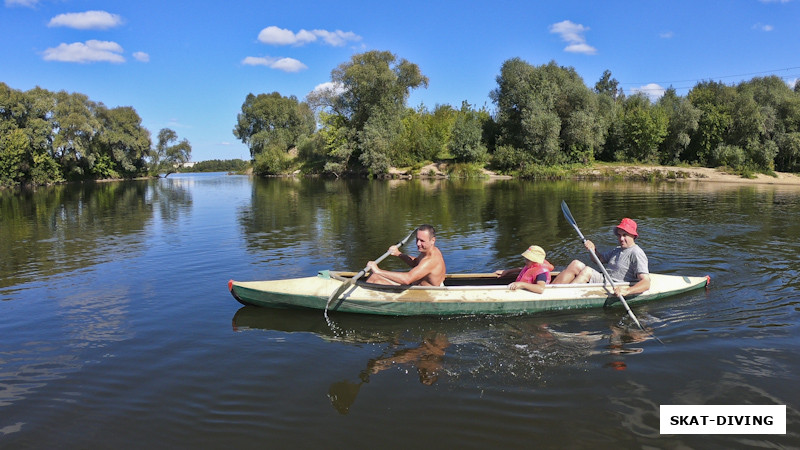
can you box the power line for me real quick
[620,66,800,87]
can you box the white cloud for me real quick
[660,31,674,38]
[549,20,597,55]
[753,22,774,31]
[48,10,123,30]
[312,29,361,47]
[43,40,125,63]
[564,43,596,54]
[257,26,361,47]
[5,0,38,7]
[632,83,666,101]
[310,81,345,97]
[242,56,308,72]
[133,51,149,62]
[258,26,317,45]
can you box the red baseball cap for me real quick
[616,218,638,237]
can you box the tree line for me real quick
[5,50,800,187]
[234,50,800,178]
[183,159,250,173]
[0,83,191,187]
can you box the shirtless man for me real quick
[366,224,446,286]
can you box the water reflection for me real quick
[0,179,192,293]
[327,332,449,414]
[3,173,800,447]
[231,306,649,414]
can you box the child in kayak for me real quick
[495,245,554,294]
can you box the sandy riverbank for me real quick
[576,165,800,186]
[409,162,800,186]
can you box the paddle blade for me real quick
[328,380,363,415]
[561,200,576,227]
[325,278,355,309]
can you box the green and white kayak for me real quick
[228,271,710,316]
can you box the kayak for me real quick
[227,270,710,316]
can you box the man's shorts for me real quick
[588,267,605,284]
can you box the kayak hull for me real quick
[228,271,710,316]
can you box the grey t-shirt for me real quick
[599,244,649,282]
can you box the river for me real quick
[1,173,797,448]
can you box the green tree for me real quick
[316,111,355,177]
[152,128,191,177]
[657,87,701,164]
[594,69,622,101]
[233,92,315,160]
[449,101,488,163]
[189,159,249,172]
[0,84,62,185]
[776,132,800,172]
[51,91,100,179]
[91,105,151,178]
[0,128,27,186]
[309,50,428,174]
[687,81,736,165]
[613,94,668,163]
[737,76,800,171]
[490,59,601,165]
[396,104,455,165]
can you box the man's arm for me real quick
[618,273,651,296]
[584,240,608,263]
[367,257,434,285]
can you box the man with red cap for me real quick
[552,218,651,296]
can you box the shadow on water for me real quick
[232,306,654,414]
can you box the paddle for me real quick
[324,229,417,315]
[560,200,649,334]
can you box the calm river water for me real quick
[1,172,798,448]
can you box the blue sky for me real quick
[2,0,799,162]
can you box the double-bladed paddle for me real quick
[560,200,652,337]
[324,229,417,316]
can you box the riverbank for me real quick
[574,164,800,185]
[402,162,800,186]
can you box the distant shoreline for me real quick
[392,162,800,186]
[6,164,800,190]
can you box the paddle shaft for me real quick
[560,201,644,330]
[325,229,417,311]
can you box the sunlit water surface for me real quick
[1,173,798,448]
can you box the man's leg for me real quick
[552,260,585,284]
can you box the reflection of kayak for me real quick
[231,306,419,343]
[228,271,709,316]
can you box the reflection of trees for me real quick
[1,181,152,289]
[0,178,193,291]
[235,177,800,277]
[0,177,194,410]
[152,177,193,224]
[237,177,580,273]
